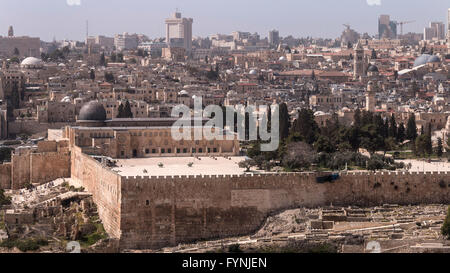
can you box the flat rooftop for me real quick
[111,156,248,177]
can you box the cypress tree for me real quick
[117,103,124,118]
[406,115,417,141]
[397,123,405,143]
[124,100,133,118]
[436,137,443,158]
[279,103,290,140]
[389,114,397,139]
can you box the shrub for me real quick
[0,238,48,252]
[0,189,11,206]
[442,206,450,239]
[227,244,243,253]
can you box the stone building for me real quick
[0,63,26,109]
[366,81,376,112]
[63,101,239,159]
[353,41,367,80]
[0,26,40,57]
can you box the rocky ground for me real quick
[0,179,116,253]
[136,204,450,253]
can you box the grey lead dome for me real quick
[78,101,107,121]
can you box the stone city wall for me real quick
[8,121,75,137]
[69,148,450,250]
[71,147,122,239]
[118,171,450,249]
[29,152,71,184]
[0,163,11,189]
[11,151,30,190]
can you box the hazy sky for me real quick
[0,0,448,41]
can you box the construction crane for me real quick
[396,21,415,36]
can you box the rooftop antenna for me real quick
[86,20,89,39]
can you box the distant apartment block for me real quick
[424,22,445,40]
[165,12,193,53]
[0,26,40,57]
[378,15,397,39]
[114,32,139,51]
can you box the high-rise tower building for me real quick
[425,22,445,40]
[378,15,397,39]
[353,41,366,80]
[8,26,13,37]
[447,8,450,40]
[165,12,193,53]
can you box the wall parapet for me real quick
[120,171,450,182]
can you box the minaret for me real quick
[366,81,376,112]
[8,26,13,37]
[353,41,366,80]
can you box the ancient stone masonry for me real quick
[0,163,11,189]
[0,140,71,190]
[116,172,450,249]
[70,146,121,239]
[69,148,450,250]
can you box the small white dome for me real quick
[279,56,287,61]
[249,69,257,75]
[178,90,188,96]
[61,96,71,103]
[21,57,43,68]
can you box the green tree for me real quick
[397,123,406,143]
[105,72,115,83]
[279,103,290,141]
[389,114,397,139]
[41,52,49,62]
[206,66,219,80]
[89,69,95,81]
[238,159,256,172]
[406,115,418,141]
[291,108,319,145]
[117,53,124,62]
[123,100,133,118]
[436,137,443,158]
[0,189,11,206]
[354,108,361,129]
[99,53,106,66]
[117,103,124,118]
[9,56,20,63]
[415,135,429,157]
[110,53,117,62]
[425,124,432,156]
[371,48,377,59]
[282,142,316,171]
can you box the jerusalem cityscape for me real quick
[1,0,450,260]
